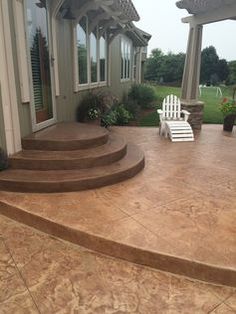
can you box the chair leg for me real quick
[159,123,163,136]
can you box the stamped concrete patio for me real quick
[1,214,236,313]
[0,125,235,292]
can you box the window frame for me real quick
[74,17,108,91]
[120,36,132,82]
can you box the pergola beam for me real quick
[182,2,236,25]
[88,12,110,33]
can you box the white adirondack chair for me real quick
[157,94,194,142]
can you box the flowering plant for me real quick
[87,108,101,120]
[219,98,236,116]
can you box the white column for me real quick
[181,24,203,103]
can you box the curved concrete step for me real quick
[10,134,127,170]
[22,123,109,151]
[0,144,144,193]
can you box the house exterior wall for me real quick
[0,87,6,150]
[0,1,147,154]
[109,35,133,99]
[9,0,32,139]
[55,20,134,123]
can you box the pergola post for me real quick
[181,23,204,130]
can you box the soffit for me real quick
[176,0,236,15]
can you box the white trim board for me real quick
[0,0,22,154]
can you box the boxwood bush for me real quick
[128,84,157,109]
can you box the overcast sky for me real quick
[132,0,236,61]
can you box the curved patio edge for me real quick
[0,200,235,288]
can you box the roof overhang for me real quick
[125,23,151,47]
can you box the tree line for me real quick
[145,46,236,86]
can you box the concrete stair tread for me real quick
[22,122,109,150]
[10,134,126,170]
[0,144,144,192]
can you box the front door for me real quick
[25,0,56,131]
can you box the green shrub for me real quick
[0,148,8,171]
[101,104,133,127]
[76,92,102,122]
[128,84,157,109]
[113,104,133,125]
[123,99,140,118]
[76,90,119,122]
[101,110,117,128]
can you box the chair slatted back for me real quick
[162,94,181,120]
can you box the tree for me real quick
[200,46,230,85]
[217,59,229,82]
[161,52,185,83]
[227,61,236,85]
[145,49,164,82]
[144,49,185,84]
[200,46,219,84]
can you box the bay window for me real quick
[76,17,107,88]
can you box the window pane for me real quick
[99,36,106,82]
[90,31,97,83]
[77,17,88,85]
[26,0,53,123]
[127,45,131,78]
[125,43,128,78]
[121,40,124,79]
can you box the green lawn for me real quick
[139,85,233,126]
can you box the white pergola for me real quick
[176,0,236,129]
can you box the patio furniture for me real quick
[157,94,194,142]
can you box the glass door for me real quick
[26,0,56,130]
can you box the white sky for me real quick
[132,0,236,61]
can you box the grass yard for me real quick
[138,85,233,126]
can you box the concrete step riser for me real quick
[9,145,127,170]
[0,158,144,193]
[22,134,109,151]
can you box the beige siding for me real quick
[0,86,6,150]
[55,22,134,122]
[109,35,133,99]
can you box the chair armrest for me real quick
[181,110,190,121]
[157,109,163,122]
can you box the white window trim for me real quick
[51,0,63,96]
[120,35,132,83]
[13,0,30,103]
[51,16,60,96]
[0,0,22,153]
[73,17,108,92]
